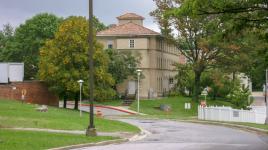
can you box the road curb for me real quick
[48,126,149,150]
[181,120,268,135]
[48,138,128,150]
[128,126,150,142]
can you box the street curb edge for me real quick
[48,138,128,150]
[181,120,268,135]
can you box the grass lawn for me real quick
[129,96,268,132]
[0,99,140,133]
[130,96,234,119]
[0,129,116,150]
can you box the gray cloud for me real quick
[0,0,159,32]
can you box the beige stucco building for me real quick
[97,13,185,98]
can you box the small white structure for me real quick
[238,73,252,92]
[198,105,266,124]
[0,63,24,83]
[0,63,9,83]
[185,103,191,110]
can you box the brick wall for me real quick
[0,81,59,106]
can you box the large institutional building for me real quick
[97,13,185,98]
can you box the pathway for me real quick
[59,102,138,116]
[74,119,268,150]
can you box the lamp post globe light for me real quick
[136,69,142,113]
[77,80,84,117]
[86,0,96,136]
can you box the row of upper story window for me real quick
[156,57,177,70]
[107,39,135,49]
[106,39,180,54]
[107,39,180,55]
[157,40,180,55]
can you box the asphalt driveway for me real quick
[75,119,268,150]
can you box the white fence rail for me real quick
[198,105,266,124]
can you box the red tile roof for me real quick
[117,13,145,20]
[97,22,160,36]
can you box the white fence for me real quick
[198,105,266,124]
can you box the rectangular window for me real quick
[157,57,159,68]
[169,78,174,84]
[160,58,162,69]
[107,41,113,49]
[129,39,135,48]
[108,44,113,49]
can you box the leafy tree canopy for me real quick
[151,0,238,101]
[0,24,17,62]
[39,16,115,101]
[1,13,63,80]
[106,49,139,87]
[189,0,268,90]
[0,13,107,81]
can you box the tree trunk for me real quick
[74,93,79,110]
[63,94,67,108]
[213,92,216,100]
[193,71,202,101]
[232,72,236,82]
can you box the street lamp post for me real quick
[86,0,96,136]
[136,69,142,113]
[265,69,268,124]
[78,80,84,117]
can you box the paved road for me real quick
[75,119,268,150]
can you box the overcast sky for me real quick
[0,0,160,32]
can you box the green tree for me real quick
[190,0,268,90]
[250,48,268,90]
[0,14,107,80]
[151,0,235,101]
[5,13,62,79]
[203,70,234,100]
[93,17,107,32]
[174,63,194,96]
[106,49,139,91]
[39,16,115,109]
[0,24,18,62]
[191,0,267,29]
[228,83,252,109]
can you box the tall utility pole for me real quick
[265,69,268,124]
[86,0,96,136]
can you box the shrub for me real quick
[227,85,252,109]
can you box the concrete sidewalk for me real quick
[251,92,264,97]
[59,102,144,116]
[3,127,135,139]
[251,92,266,106]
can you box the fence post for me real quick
[204,106,206,120]
[198,105,201,119]
[254,109,257,124]
[229,107,232,122]
[219,108,221,121]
